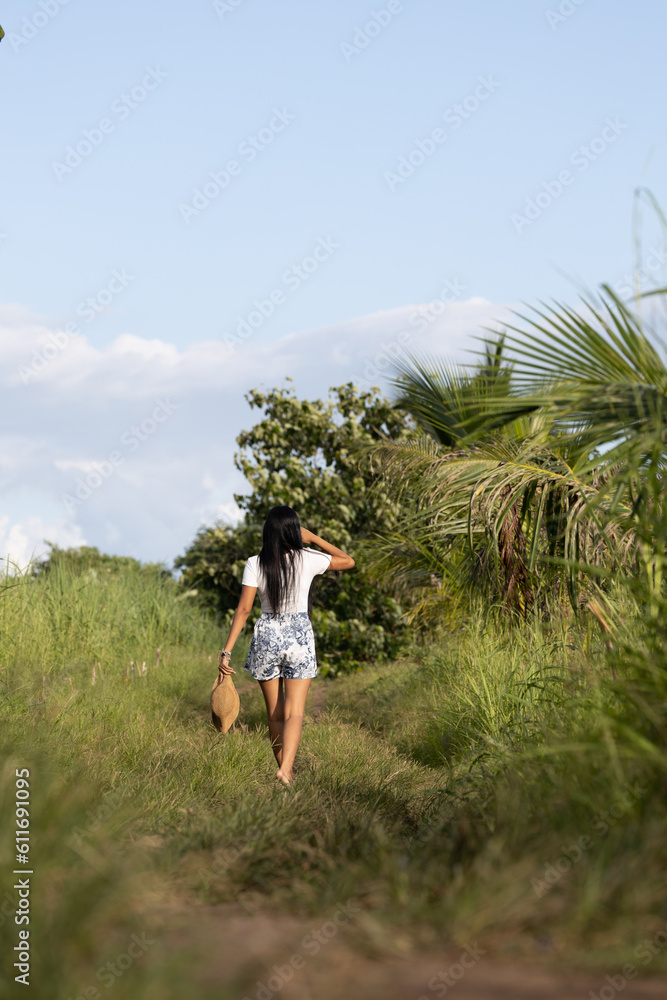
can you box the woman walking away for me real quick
[218,506,355,786]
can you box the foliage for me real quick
[389,337,514,446]
[491,286,667,455]
[176,381,412,673]
[367,288,667,618]
[0,549,218,676]
[3,337,667,996]
[174,520,260,619]
[33,542,171,579]
[3,597,667,1000]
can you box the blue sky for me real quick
[1,0,666,565]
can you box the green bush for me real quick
[176,383,412,673]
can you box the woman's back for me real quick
[219,506,354,786]
[242,547,331,615]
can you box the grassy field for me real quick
[1,562,666,998]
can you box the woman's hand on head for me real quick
[300,526,314,544]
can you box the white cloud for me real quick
[0,296,509,565]
[216,500,244,525]
[54,459,104,473]
[0,513,86,570]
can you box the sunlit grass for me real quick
[1,567,666,998]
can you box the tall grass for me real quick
[1,564,666,999]
[0,559,220,680]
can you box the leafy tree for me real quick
[176,381,412,674]
[173,519,262,617]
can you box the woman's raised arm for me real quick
[300,527,355,571]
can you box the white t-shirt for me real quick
[241,547,332,614]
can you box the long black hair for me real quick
[258,506,304,615]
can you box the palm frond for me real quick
[368,288,667,614]
[371,434,635,609]
[389,342,514,446]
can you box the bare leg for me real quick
[276,678,311,786]
[258,678,284,766]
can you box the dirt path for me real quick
[174,680,665,998]
[157,902,666,1000]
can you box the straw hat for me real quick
[210,673,240,733]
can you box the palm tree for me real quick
[389,337,514,446]
[366,288,666,618]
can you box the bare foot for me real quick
[276,768,292,786]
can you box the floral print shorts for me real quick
[244,612,318,681]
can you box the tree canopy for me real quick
[176,381,412,673]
